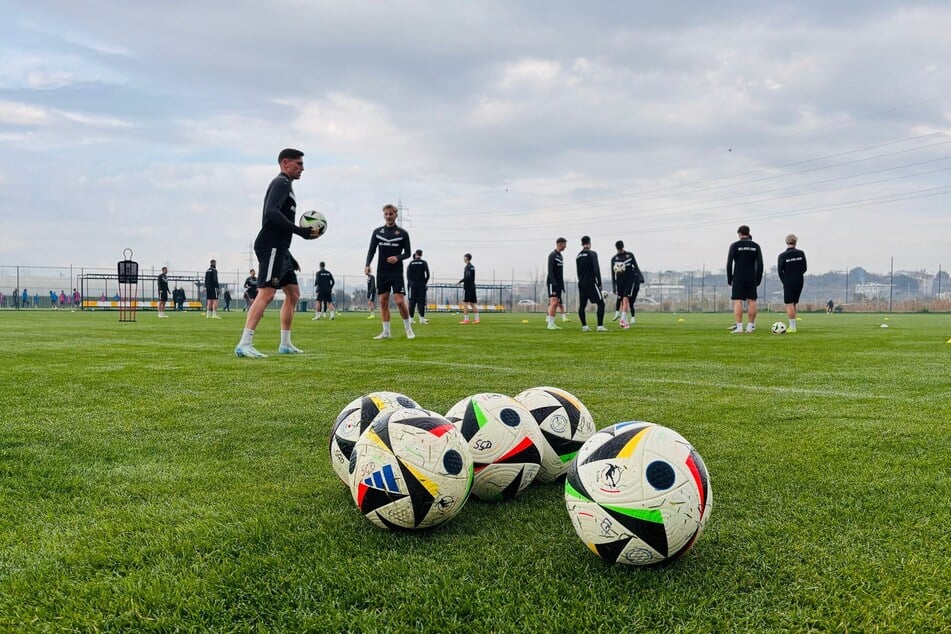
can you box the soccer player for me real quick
[366,274,376,318]
[458,253,479,324]
[365,204,415,340]
[610,240,645,329]
[726,224,764,334]
[313,261,336,320]
[576,236,607,332]
[157,266,170,318]
[204,259,220,319]
[243,269,258,312]
[407,248,431,324]
[546,237,567,330]
[235,148,320,358]
[777,234,807,332]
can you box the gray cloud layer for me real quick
[1,1,948,279]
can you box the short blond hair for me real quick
[785,234,798,246]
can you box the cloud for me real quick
[0,99,51,125]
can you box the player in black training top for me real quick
[365,204,414,340]
[204,259,220,319]
[365,273,376,318]
[545,237,567,330]
[157,266,170,318]
[243,269,258,312]
[576,236,607,332]
[777,233,807,333]
[312,261,336,320]
[610,240,645,329]
[458,253,479,324]
[726,224,764,334]
[406,249,431,324]
[235,148,320,358]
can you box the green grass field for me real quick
[1,309,948,632]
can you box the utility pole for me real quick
[398,198,410,227]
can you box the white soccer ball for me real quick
[565,421,713,566]
[299,210,327,237]
[349,410,473,530]
[771,321,787,335]
[445,393,545,502]
[513,386,596,483]
[612,262,626,274]
[329,391,420,486]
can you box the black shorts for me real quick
[159,290,169,301]
[463,286,477,303]
[257,247,300,289]
[316,289,334,302]
[408,284,427,301]
[578,284,603,303]
[731,281,758,301]
[783,280,803,304]
[376,271,405,295]
[206,289,219,300]
[616,277,640,300]
[547,283,563,300]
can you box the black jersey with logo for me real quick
[316,269,335,291]
[726,237,763,285]
[777,248,807,283]
[576,248,603,289]
[407,259,430,286]
[254,173,310,251]
[547,250,564,290]
[365,224,411,272]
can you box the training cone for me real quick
[880,324,889,328]
[521,319,529,324]
[677,318,685,322]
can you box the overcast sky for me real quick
[1,1,949,282]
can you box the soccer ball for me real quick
[565,421,713,566]
[613,262,626,275]
[329,391,420,486]
[445,393,545,502]
[771,321,787,335]
[299,210,327,236]
[513,386,596,483]
[349,410,473,530]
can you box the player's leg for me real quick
[546,294,559,329]
[747,299,758,332]
[578,291,588,329]
[235,287,276,357]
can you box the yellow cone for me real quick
[677,318,685,322]
[521,319,529,324]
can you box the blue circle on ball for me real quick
[499,408,521,427]
[443,449,463,474]
[646,460,676,490]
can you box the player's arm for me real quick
[548,252,557,284]
[631,255,645,284]
[398,232,411,261]
[264,180,313,239]
[592,252,603,290]
[777,253,785,283]
[802,252,807,274]
[329,272,335,289]
[755,248,764,286]
[365,233,380,273]
[423,263,430,283]
[726,247,735,285]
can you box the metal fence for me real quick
[1,264,947,313]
